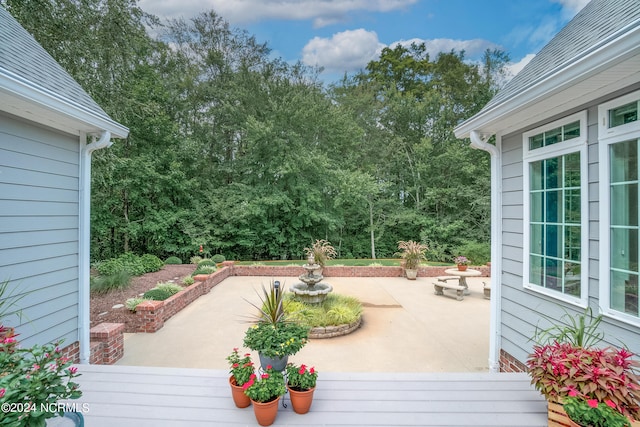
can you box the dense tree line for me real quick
[3,0,507,263]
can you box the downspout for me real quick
[78,131,112,364]
[470,130,502,373]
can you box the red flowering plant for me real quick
[226,348,254,387]
[285,363,318,391]
[563,394,631,427]
[526,341,640,419]
[242,366,286,403]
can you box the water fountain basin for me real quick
[290,282,333,304]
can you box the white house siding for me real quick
[499,87,640,367]
[0,112,80,348]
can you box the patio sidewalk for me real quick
[117,275,491,373]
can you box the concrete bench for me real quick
[433,281,466,301]
[483,281,491,299]
[435,276,459,283]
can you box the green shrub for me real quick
[90,270,131,294]
[155,282,183,295]
[140,254,164,273]
[212,254,226,263]
[96,252,164,276]
[456,241,491,265]
[197,259,216,267]
[192,265,216,276]
[164,256,182,265]
[283,293,362,327]
[190,256,202,264]
[142,288,174,301]
[182,276,195,286]
[125,297,149,312]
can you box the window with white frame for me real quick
[523,112,588,303]
[599,90,640,324]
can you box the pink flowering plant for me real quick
[563,395,631,427]
[226,348,254,386]
[242,365,286,403]
[286,363,318,391]
[526,341,640,419]
[0,339,82,427]
[453,255,470,266]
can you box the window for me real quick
[523,112,588,304]
[599,90,640,325]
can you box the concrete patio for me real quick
[69,274,548,426]
[116,275,492,372]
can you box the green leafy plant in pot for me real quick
[526,307,640,423]
[0,339,83,427]
[226,347,254,408]
[563,395,632,427]
[243,281,310,370]
[286,363,318,414]
[242,366,286,426]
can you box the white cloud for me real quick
[302,31,500,75]
[506,53,535,79]
[302,29,384,73]
[140,0,417,27]
[553,0,591,19]
[391,38,500,59]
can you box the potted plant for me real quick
[243,322,309,371]
[396,240,428,280]
[242,366,286,426]
[286,363,318,414]
[243,281,310,370]
[527,342,640,421]
[526,309,640,425]
[453,255,471,271]
[304,239,337,269]
[0,339,83,427]
[226,348,254,408]
[563,394,632,427]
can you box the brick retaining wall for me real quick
[90,263,491,364]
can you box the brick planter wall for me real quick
[90,262,490,364]
[232,264,491,278]
[499,349,527,373]
[90,322,125,365]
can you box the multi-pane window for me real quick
[529,153,581,296]
[609,139,639,317]
[599,90,640,324]
[524,112,586,302]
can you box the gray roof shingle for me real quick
[482,0,640,112]
[0,6,112,123]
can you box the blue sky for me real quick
[139,0,591,84]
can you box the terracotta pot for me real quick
[228,376,251,408]
[287,385,315,414]
[457,265,468,272]
[251,397,280,426]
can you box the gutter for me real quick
[78,131,112,364]
[470,131,502,373]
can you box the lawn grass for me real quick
[235,258,450,267]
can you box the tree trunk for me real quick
[369,198,376,259]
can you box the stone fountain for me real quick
[290,254,333,304]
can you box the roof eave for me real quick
[0,70,129,139]
[454,24,640,139]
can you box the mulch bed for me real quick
[89,264,196,333]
